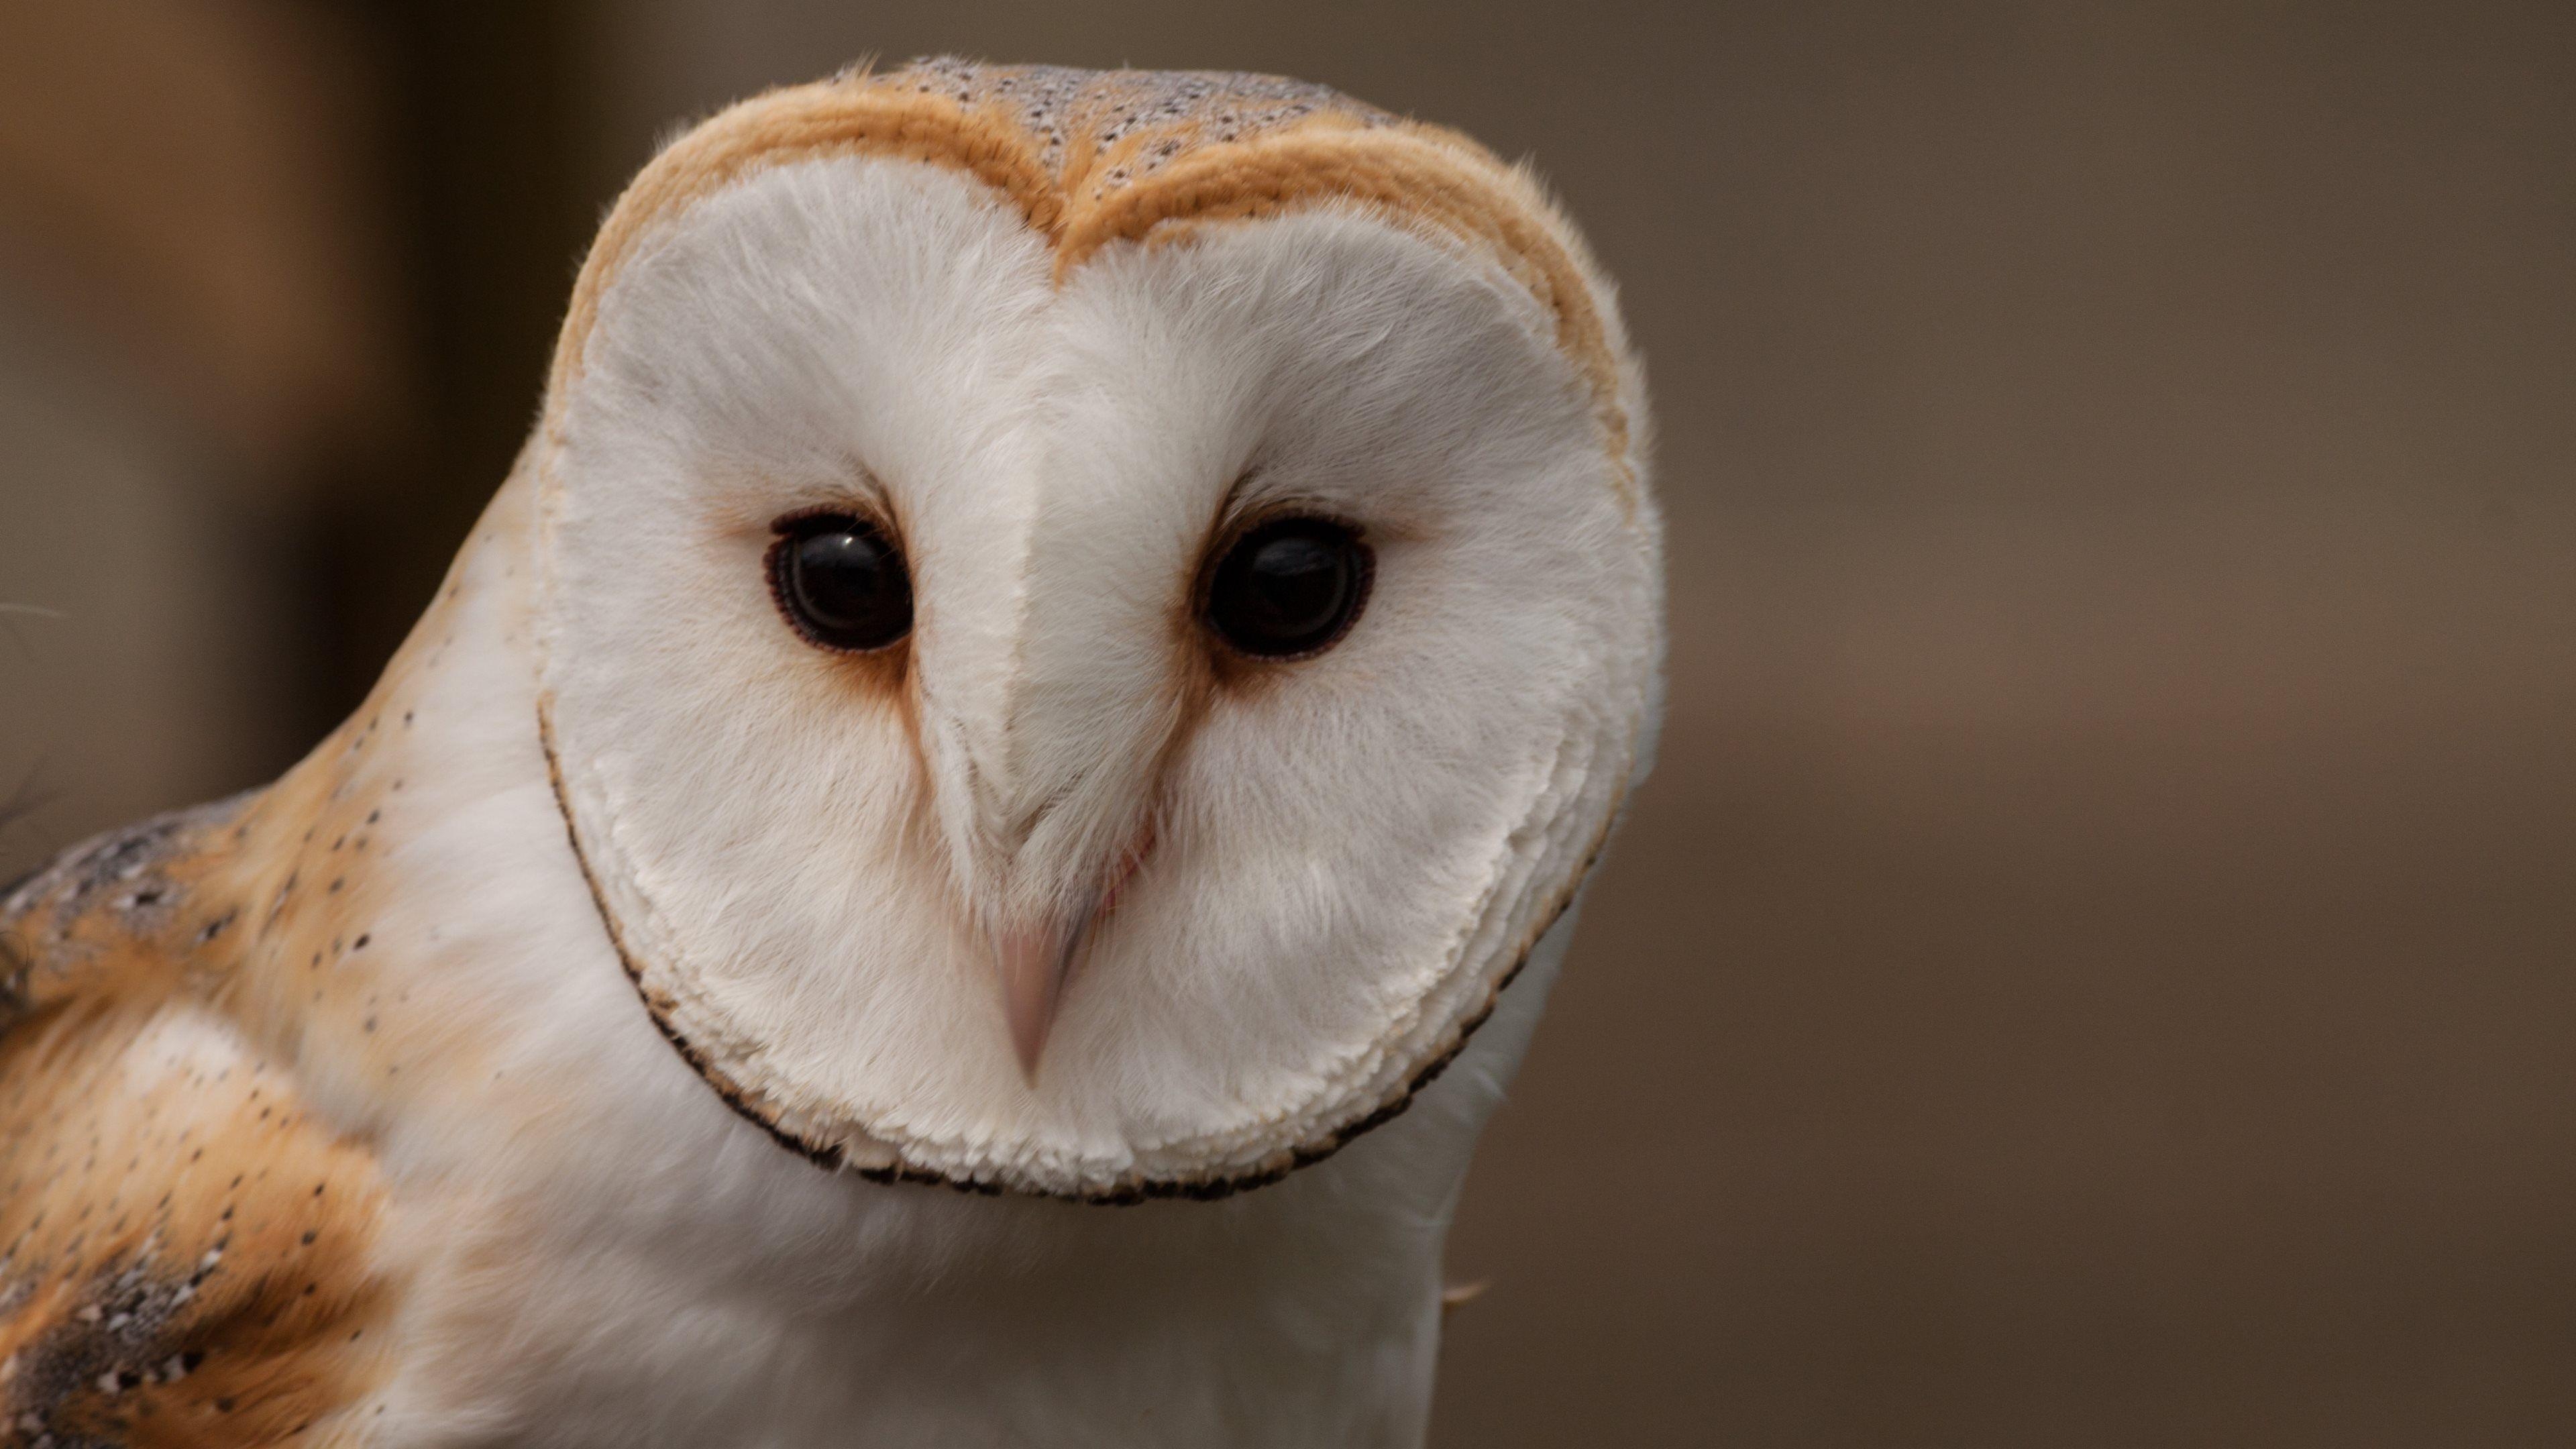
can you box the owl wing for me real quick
[1,800,396,1445]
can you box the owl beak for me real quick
[994,910,1088,1081]
[987,822,1157,1079]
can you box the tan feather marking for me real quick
[205,513,539,1127]
[1059,121,1633,507]
[544,61,1638,511]
[0,810,395,1447]
[549,80,1061,409]
[1439,1280,1491,1317]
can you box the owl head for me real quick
[529,60,1661,1201]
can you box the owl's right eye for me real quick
[768,514,913,653]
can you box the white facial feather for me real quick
[535,154,1657,1197]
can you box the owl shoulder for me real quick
[1,800,398,1444]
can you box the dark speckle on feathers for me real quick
[2,786,391,1438]
[885,56,1392,196]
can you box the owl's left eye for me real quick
[769,514,912,652]
[1203,516,1373,660]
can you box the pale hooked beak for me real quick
[994,910,1089,1082]
[990,822,1156,1080]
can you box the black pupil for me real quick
[1208,519,1368,657]
[780,518,911,651]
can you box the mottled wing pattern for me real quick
[0,806,392,1448]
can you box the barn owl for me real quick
[0,58,1659,1447]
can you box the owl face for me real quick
[531,65,1659,1199]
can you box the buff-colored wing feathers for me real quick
[1,806,393,1446]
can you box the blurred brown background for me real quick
[3,2,2571,1444]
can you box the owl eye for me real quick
[769,514,913,652]
[1204,517,1373,659]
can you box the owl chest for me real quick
[380,1125,1447,1448]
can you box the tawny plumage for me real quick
[2,800,398,1443]
[2,59,1660,1446]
